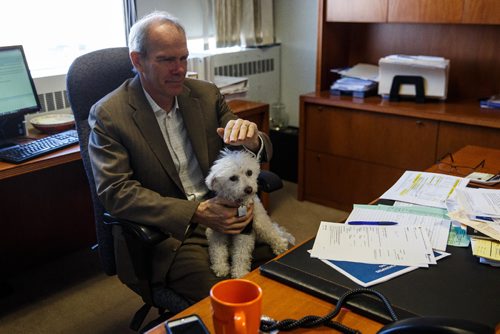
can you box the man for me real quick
[88,11,275,304]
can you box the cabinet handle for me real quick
[317,106,323,111]
[416,120,424,126]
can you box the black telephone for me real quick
[377,316,494,334]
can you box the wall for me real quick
[274,0,319,127]
[137,0,320,128]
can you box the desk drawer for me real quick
[304,104,437,170]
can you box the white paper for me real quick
[455,188,500,218]
[380,171,469,209]
[347,205,451,251]
[310,221,435,267]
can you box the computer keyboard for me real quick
[0,129,79,164]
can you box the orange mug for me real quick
[210,279,263,334]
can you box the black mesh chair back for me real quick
[66,47,134,275]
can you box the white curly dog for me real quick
[205,149,295,278]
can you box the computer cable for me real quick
[259,288,399,333]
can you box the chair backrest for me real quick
[66,47,135,275]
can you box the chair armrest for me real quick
[103,212,169,245]
[258,170,283,193]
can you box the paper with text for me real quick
[471,238,500,261]
[380,171,469,208]
[456,188,500,218]
[310,221,435,267]
[348,204,451,251]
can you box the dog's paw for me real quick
[231,267,250,278]
[211,263,230,277]
[271,238,289,255]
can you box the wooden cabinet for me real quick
[463,0,500,24]
[299,93,500,211]
[301,101,439,210]
[388,0,463,23]
[304,104,437,170]
[326,0,387,22]
[306,0,500,210]
[326,0,500,24]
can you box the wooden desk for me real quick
[0,100,270,273]
[146,145,500,334]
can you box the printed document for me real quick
[310,221,435,267]
[455,188,500,218]
[347,204,451,251]
[380,171,469,208]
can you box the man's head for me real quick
[129,11,189,109]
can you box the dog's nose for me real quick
[244,186,253,194]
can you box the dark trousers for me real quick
[166,224,275,303]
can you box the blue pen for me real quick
[347,221,398,226]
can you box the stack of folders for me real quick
[311,171,500,287]
[329,63,378,98]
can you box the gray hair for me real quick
[128,10,186,55]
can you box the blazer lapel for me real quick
[128,77,184,192]
[177,90,210,176]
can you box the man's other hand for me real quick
[193,197,254,234]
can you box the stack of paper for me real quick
[378,55,450,100]
[213,75,249,100]
[329,63,378,98]
[310,220,450,287]
[447,188,500,242]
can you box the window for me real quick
[0,0,126,77]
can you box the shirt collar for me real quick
[142,88,178,116]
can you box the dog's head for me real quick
[206,149,261,204]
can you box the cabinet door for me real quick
[326,0,387,22]
[388,0,463,23]
[463,0,500,24]
[436,122,500,159]
[303,151,404,210]
[304,105,438,170]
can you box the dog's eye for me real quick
[246,170,253,177]
[229,175,239,182]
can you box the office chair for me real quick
[66,47,283,332]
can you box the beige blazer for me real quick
[88,76,272,283]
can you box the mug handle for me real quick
[234,310,247,334]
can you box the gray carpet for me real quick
[0,181,348,333]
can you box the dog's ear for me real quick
[209,175,219,191]
[205,172,218,191]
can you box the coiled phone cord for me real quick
[260,288,399,333]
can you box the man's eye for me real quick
[230,175,238,182]
[157,57,174,62]
[246,170,253,176]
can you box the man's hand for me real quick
[217,119,260,152]
[192,197,254,234]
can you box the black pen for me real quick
[347,221,398,226]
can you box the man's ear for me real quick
[130,51,143,73]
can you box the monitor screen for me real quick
[0,45,41,144]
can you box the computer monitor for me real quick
[0,45,41,148]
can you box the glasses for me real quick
[437,152,485,176]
